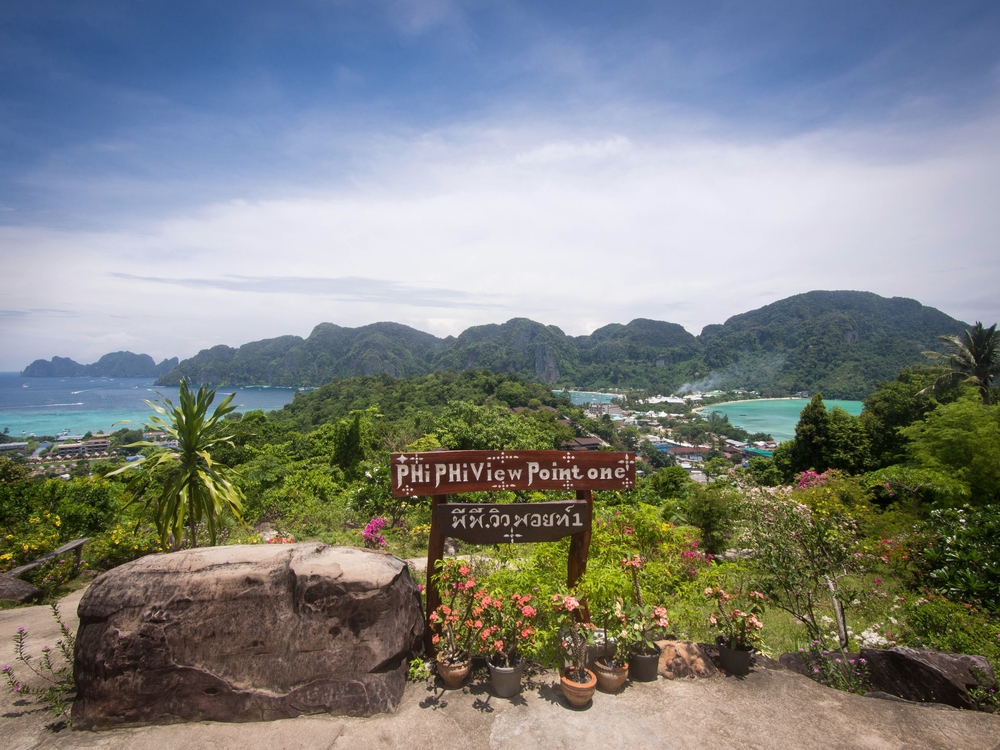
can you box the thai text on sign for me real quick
[436,500,590,544]
[390,449,635,496]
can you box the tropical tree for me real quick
[111,380,246,548]
[923,322,1000,405]
[902,398,1000,504]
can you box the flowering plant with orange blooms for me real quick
[705,585,766,652]
[551,593,594,683]
[429,559,483,663]
[476,591,539,668]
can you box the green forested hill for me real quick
[147,290,970,398]
[698,291,968,398]
[270,370,569,431]
[22,351,178,378]
[155,322,444,386]
[430,318,577,383]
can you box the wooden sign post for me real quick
[390,449,636,653]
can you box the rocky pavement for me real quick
[3,588,1000,750]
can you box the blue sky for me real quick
[2,1,999,369]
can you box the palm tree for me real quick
[111,380,245,548]
[923,322,1000,405]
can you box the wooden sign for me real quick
[390,449,635,496]
[435,500,590,544]
[413,449,632,654]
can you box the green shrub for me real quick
[85,523,163,570]
[682,485,738,555]
[0,509,63,573]
[898,595,1000,667]
[23,555,86,599]
[916,504,1000,614]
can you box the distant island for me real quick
[22,351,179,379]
[19,290,970,399]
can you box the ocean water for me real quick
[554,390,620,405]
[0,374,298,437]
[701,398,864,443]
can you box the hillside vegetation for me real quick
[4,356,999,698]
[141,291,968,399]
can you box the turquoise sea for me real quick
[701,398,864,443]
[0,374,298,437]
[554,390,620,405]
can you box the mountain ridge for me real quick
[22,291,971,399]
[21,351,179,379]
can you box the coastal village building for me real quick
[49,438,111,459]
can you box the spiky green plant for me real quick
[923,322,1000,405]
[110,380,245,548]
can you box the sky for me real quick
[1,1,999,371]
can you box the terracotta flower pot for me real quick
[437,656,471,688]
[594,659,629,694]
[560,667,597,708]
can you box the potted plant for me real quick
[621,555,669,681]
[477,591,538,698]
[593,599,631,693]
[552,593,597,708]
[430,560,481,688]
[704,585,765,676]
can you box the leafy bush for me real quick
[741,490,865,648]
[739,457,783,487]
[916,505,1000,613]
[85,523,163,570]
[682,485,738,555]
[0,510,63,573]
[23,555,87,599]
[903,398,1000,504]
[897,595,1000,666]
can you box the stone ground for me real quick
[3,588,1000,750]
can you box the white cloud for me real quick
[1,110,998,370]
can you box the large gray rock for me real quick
[861,647,995,710]
[0,575,43,603]
[72,544,424,730]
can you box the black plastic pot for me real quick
[628,645,661,682]
[717,644,753,676]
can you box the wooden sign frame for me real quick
[390,449,636,654]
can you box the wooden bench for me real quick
[4,537,89,579]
